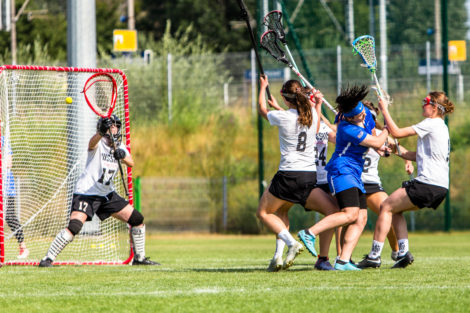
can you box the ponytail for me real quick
[295,90,313,127]
[281,80,313,127]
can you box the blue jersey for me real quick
[2,136,16,197]
[325,117,373,194]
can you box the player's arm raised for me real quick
[360,127,389,149]
[378,98,416,138]
[258,75,270,120]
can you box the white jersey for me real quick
[361,129,382,185]
[74,139,130,196]
[411,118,450,189]
[267,108,318,171]
[315,121,332,184]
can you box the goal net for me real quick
[0,65,133,265]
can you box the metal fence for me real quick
[110,42,470,232]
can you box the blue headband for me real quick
[343,101,364,117]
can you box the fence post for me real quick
[224,82,229,107]
[222,176,228,232]
[167,53,172,123]
[337,45,342,95]
[426,41,431,92]
[251,49,256,116]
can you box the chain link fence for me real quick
[111,43,470,232]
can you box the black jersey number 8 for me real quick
[297,132,307,152]
[363,156,372,173]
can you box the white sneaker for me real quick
[18,247,29,259]
[283,241,304,269]
[267,255,283,272]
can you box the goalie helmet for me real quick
[97,114,122,144]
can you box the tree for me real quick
[135,0,256,52]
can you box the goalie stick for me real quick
[82,72,129,196]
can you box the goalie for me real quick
[39,115,160,267]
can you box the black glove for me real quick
[97,117,113,136]
[113,148,126,160]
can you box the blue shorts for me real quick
[328,172,365,195]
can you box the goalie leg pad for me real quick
[46,229,74,261]
[131,225,146,262]
[127,209,144,227]
[67,219,84,236]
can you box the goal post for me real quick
[0,65,134,265]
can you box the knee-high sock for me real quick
[131,225,146,261]
[45,229,73,261]
[6,198,25,244]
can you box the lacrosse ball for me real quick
[65,97,73,104]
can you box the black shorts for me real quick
[71,192,129,221]
[315,183,331,194]
[402,180,448,209]
[363,183,385,195]
[335,187,367,210]
[304,184,331,212]
[269,171,316,206]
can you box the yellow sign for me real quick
[448,40,466,61]
[113,29,137,52]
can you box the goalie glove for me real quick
[97,117,113,136]
[113,148,126,160]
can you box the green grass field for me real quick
[1,232,469,313]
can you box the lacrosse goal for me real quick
[0,65,133,265]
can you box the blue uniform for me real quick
[2,136,16,197]
[326,108,375,195]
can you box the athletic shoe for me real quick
[333,256,340,267]
[391,251,398,261]
[283,241,304,269]
[391,251,414,269]
[132,257,161,266]
[334,261,361,271]
[38,258,53,267]
[357,255,381,269]
[18,247,30,259]
[267,255,283,272]
[297,229,317,257]
[314,258,335,271]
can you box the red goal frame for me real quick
[0,65,134,265]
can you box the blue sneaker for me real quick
[314,258,335,271]
[334,261,361,271]
[297,229,317,257]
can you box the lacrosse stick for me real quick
[352,35,400,157]
[236,0,272,100]
[263,11,303,85]
[82,72,128,197]
[260,30,337,114]
[352,35,386,99]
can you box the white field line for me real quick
[1,285,469,298]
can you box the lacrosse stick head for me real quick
[263,10,286,44]
[352,35,377,73]
[83,72,118,118]
[371,86,392,105]
[260,30,289,64]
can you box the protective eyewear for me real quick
[422,97,437,107]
